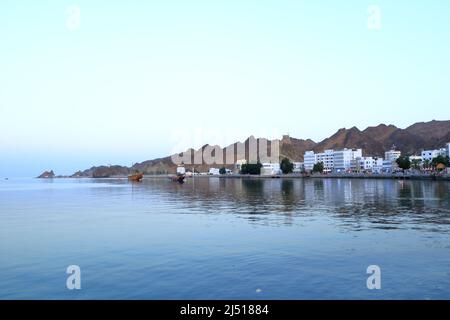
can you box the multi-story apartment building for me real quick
[356,156,383,173]
[385,150,401,162]
[303,148,362,172]
[334,149,362,172]
[304,151,317,171]
[421,149,445,161]
[316,149,335,173]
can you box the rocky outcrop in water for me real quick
[37,170,55,178]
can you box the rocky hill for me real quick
[67,120,450,177]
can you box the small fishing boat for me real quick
[128,173,143,182]
[170,175,185,183]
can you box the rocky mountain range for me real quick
[38,120,450,178]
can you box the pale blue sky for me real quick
[1,0,449,177]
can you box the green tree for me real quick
[396,156,411,171]
[280,158,294,174]
[219,167,226,175]
[240,162,262,175]
[411,158,421,170]
[431,155,450,168]
[312,162,324,173]
[422,159,431,170]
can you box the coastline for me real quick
[35,173,450,181]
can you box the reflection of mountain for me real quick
[72,120,450,177]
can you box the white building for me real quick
[333,149,362,172]
[304,149,334,173]
[356,157,384,173]
[317,149,335,173]
[293,162,304,173]
[303,148,362,173]
[208,168,220,175]
[235,159,247,172]
[372,157,384,173]
[382,160,394,173]
[260,163,281,175]
[421,149,444,161]
[176,166,186,175]
[385,150,401,162]
[409,155,422,162]
[304,151,317,171]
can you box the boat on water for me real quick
[168,165,186,183]
[128,173,143,182]
[170,175,185,183]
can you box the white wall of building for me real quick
[334,149,362,172]
[304,151,317,171]
[385,150,401,162]
[421,149,442,161]
[304,148,362,172]
[356,157,384,173]
[209,168,220,175]
[316,149,334,173]
[261,163,281,175]
[293,162,304,173]
[176,166,186,175]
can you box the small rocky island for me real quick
[37,170,55,178]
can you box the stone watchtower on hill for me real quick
[282,134,291,144]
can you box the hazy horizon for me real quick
[2,118,449,178]
[1,1,450,177]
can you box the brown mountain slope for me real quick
[314,127,385,156]
[70,120,450,176]
[406,120,450,140]
[362,124,399,142]
[313,121,449,157]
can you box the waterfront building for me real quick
[260,163,281,175]
[316,149,335,173]
[409,155,422,162]
[356,157,384,173]
[333,149,362,172]
[421,149,444,161]
[176,166,186,175]
[235,159,247,173]
[209,168,220,175]
[382,160,394,173]
[293,162,304,173]
[385,150,401,162]
[304,151,317,171]
[372,157,384,173]
[303,148,362,173]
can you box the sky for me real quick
[1,0,449,177]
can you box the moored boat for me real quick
[128,173,143,182]
[170,175,185,183]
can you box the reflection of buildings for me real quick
[173,177,450,228]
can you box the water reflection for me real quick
[94,177,450,232]
[2,177,450,299]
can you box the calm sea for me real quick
[1,177,449,299]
